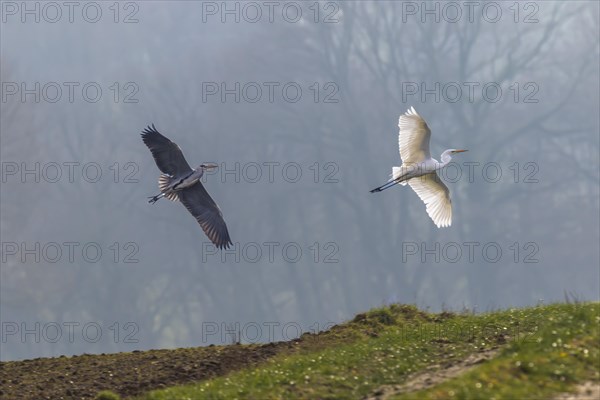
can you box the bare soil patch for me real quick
[364,348,499,400]
[554,381,600,400]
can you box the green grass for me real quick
[95,390,122,400]
[395,303,600,400]
[138,303,599,400]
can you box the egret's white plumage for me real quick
[408,172,452,228]
[370,107,467,228]
[398,106,431,163]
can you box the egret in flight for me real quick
[142,125,232,249]
[370,107,467,228]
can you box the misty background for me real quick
[1,1,598,361]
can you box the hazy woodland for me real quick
[1,1,598,361]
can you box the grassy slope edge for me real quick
[132,302,598,400]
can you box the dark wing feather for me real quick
[178,183,232,249]
[141,124,193,176]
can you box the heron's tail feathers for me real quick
[158,174,179,201]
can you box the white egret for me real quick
[370,107,467,228]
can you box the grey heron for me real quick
[370,107,467,228]
[142,124,232,249]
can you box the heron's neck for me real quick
[191,167,204,179]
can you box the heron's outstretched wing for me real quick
[178,183,232,249]
[141,125,193,176]
[398,107,431,164]
[408,172,452,228]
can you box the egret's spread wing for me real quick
[408,172,452,228]
[398,107,431,163]
[141,125,193,176]
[178,183,232,249]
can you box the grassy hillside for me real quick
[3,302,597,399]
[133,302,598,400]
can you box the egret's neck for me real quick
[439,150,454,168]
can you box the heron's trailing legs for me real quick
[148,193,166,204]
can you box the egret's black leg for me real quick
[370,180,401,193]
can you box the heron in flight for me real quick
[142,125,232,249]
[370,107,467,228]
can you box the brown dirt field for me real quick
[0,315,370,400]
[0,341,295,400]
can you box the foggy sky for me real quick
[1,1,598,361]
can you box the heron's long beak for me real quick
[203,163,219,170]
[454,149,468,153]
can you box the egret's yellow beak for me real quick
[453,149,468,153]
